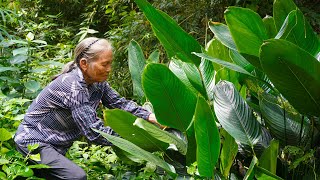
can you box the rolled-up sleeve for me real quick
[101,82,151,120]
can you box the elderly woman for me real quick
[14,37,159,180]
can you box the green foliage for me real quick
[94,129,177,178]
[103,109,168,152]
[142,63,197,131]
[194,95,220,177]
[67,141,171,180]
[0,0,319,179]
[135,0,202,66]
[260,39,320,116]
[214,81,261,147]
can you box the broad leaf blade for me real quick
[128,40,146,100]
[273,0,297,31]
[142,63,197,132]
[169,59,199,94]
[213,81,261,147]
[133,118,187,155]
[194,52,253,76]
[0,128,12,142]
[225,7,268,59]
[199,58,215,101]
[259,93,310,145]
[208,22,237,51]
[94,129,177,177]
[205,38,240,89]
[104,109,168,152]
[258,140,279,173]
[263,16,277,38]
[135,0,202,66]
[220,129,238,178]
[194,95,220,177]
[275,10,319,56]
[260,39,320,116]
[182,62,208,99]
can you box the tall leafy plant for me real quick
[95,0,319,179]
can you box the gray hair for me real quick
[52,37,113,80]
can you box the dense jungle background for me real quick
[0,0,319,179]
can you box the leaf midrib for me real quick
[281,59,320,110]
[220,87,256,147]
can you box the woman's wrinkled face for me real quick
[81,50,113,84]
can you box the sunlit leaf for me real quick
[208,22,237,50]
[213,81,261,147]
[225,7,268,57]
[244,156,258,180]
[0,128,12,142]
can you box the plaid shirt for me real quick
[14,68,150,154]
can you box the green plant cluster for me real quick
[0,0,319,179]
[95,0,320,179]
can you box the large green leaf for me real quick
[273,0,297,31]
[205,38,241,89]
[94,129,177,177]
[0,128,12,142]
[142,63,197,132]
[260,39,320,116]
[128,40,146,100]
[225,7,268,59]
[104,109,168,152]
[133,118,187,155]
[263,16,277,38]
[169,59,198,95]
[275,10,319,56]
[181,62,208,99]
[194,95,220,177]
[220,129,238,178]
[193,52,253,76]
[208,22,237,51]
[213,81,261,147]
[135,0,202,66]
[199,58,215,101]
[259,93,310,145]
[258,140,279,174]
